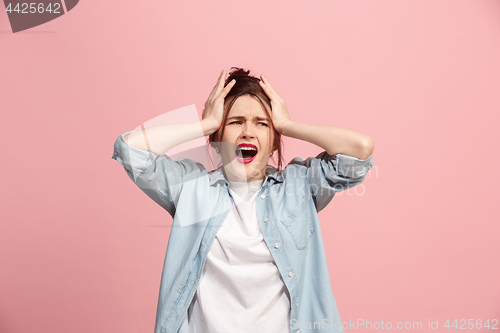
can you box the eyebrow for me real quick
[227,116,270,122]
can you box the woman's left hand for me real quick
[259,74,291,133]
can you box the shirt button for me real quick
[264,217,268,222]
[288,272,293,277]
[260,194,266,199]
[274,243,279,248]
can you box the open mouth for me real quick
[235,143,258,164]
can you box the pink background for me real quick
[1,0,499,332]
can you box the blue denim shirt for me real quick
[112,130,374,333]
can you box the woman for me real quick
[112,67,374,333]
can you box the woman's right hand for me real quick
[201,70,236,135]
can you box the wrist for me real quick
[276,119,294,135]
[201,118,220,136]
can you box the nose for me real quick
[240,122,256,140]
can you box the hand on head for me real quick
[258,74,291,134]
[202,70,236,133]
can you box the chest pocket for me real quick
[280,196,315,250]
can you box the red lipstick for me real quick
[235,143,258,164]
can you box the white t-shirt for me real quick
[187,178,291,333]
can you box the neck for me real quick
[222,166,266,183]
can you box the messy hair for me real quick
[208,67,284,170]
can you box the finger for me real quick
[261,74,273,89]
[259,78,277,100]
[208,70,226,100]
[260,75,276,93]
[263,75,283,101]
[213,70,232,100]
[218,79,236,99]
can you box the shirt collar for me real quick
[208,164,284,186]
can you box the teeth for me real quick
[239,146,257,151]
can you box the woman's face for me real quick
[217,95,275,182]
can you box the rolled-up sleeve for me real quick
[286,151,374,212]
[111,131,207,217]
[319,151,374,184]
[112,131,157,180]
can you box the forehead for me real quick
[227,95,269,119]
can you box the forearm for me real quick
[124,119,218,156]
[280,120,374,159]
